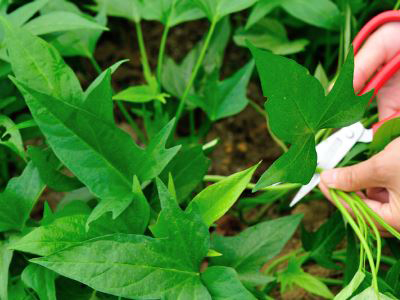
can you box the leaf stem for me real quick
[316,276,343,286]
[330,189,379,294]
[203,175,300,191]
[248,99,267,117]
[117,101,147,144]
[174,16,219,129]
[135,22,152,82]
[157,24,170,83]
[89,55,102,74]
[264,248,304,274]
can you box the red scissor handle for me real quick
[352,10,400,132]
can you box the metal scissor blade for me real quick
[290,122,372,207]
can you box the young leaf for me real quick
[7,0,49,26]
[279,258,334,299]
[201,266,256,300]
[0,114,25,160]
[370,117,400,153]
[194,60,254,121]
[351,286,394,300]
[235,18,309,55]
[210,214,302,286]
[21,263,57,300]
[246,0,341,31]
[0,162,44,232]
[23,11,108,36]
[142,0,205,27]
[93,0,143,23]
[113,85,169,104]
[189,164,258,227]
[249,43,372,188]
[193,0,256,22]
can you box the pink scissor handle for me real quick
[352,10,400,132]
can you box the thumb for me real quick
[321,157,384,191]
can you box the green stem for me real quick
[351,192,400,240]
[117,101,147,144]
[89,55,102,74]
[157,24,170,83]
[330,189,379,294]
[203,175,300,191]
[135,22,152,83]
[174,16,219,129]
[333,250,397,266]
[248,99,267,118]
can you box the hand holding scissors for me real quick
[290,11,400,234]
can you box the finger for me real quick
[377,71,400,120]
[366,187,389,203]
[354,23,400,93]
[320,156,386,192]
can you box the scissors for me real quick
[290,10,400,207]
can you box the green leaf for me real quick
[30,182,210,299]
[246,0,341,31]
[280,0,341,30]
[279,258,334,299]
[28,146,83,192]
[210,214,302,286]
[0,240,13,300]
[235,18,309,55]
[201,266,256,300]
[93,0,142,23]
[248,43,371,188]
[302,212,345,270]
[7,0,49,26]
[32,234,211,299]
[160,145,210,202]
[87,176,150,230]
[0,162,44,232]
[21,263,57,300]
[195,60,254,121]
[193,0,256,21]
[23,11,108,35]
[113,85,169,104]
[51,10,107,59]
[370,117,400,153]
[351,286,394,300]
[385,261,400,296]
[189,164,258,227]
[13,197,149,257]
[142,0,205,27]
[2,17,83,100]
[0,114,25,160]
[334,270,365,300]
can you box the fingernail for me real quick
[321,170,337,188]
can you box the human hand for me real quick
[319,138,400,234]
[353,22,400,120]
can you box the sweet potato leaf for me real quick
[189,164,258,227]
[193,0,256,22]
[0,162,45,232]
[249,43,372,189]
[23,11,108,36]
[7,0,49,26]
[21,263,57,300]
[246,0,341,30]
[93,0,143,23]
[0,240,13,300]
[30,182,210,299]
[194,60,254,121]
[142,0,205,27]
[113,85,169,104]
[370,117,400,153]
[210,214,302,286]
[201,266,256,300]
